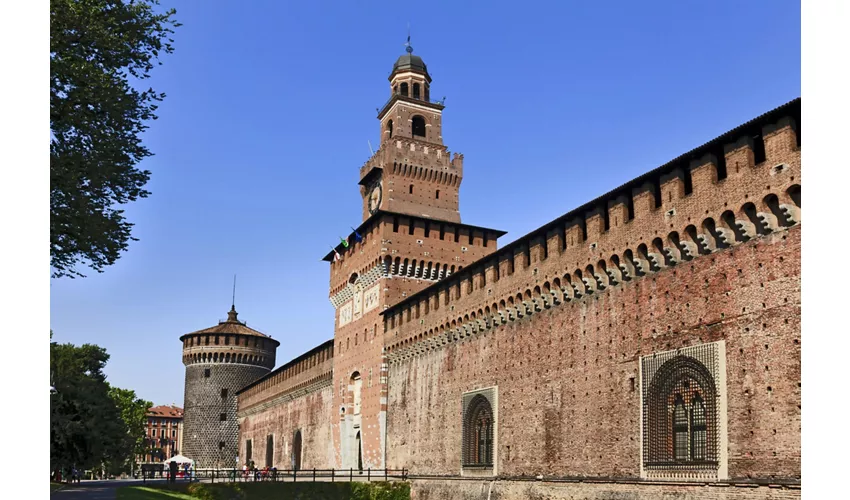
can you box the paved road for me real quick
[50,480,168,500]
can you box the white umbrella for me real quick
[163,454,194,464]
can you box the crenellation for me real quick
[689,153,720,192]
[762,118,798,162]
[565,220,583,248]
[585,208,604,241]
[380,103,801,358]
[632,182,658,219]
[660,168,686,205]
[608,195,630,230]
[529,235,546,264]
[724,138,756,178]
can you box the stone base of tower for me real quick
[183,363,270,468]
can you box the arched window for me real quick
[292,430,302,470]
[413,83,421,99]
[266,434,274,467]
[412,115,426,137]
[642,344,723,478]
[400,82,408,96]
[424,84,430,101]
[393,85,398,95]
[387,119,393,138]
[462,393,494,467]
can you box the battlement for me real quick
[381,98,801,360]
[359,137,460,184]
[236,339,334,410]
[325,211,506,301]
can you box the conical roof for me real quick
[179,306,277,343]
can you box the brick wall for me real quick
[237,341,335,469]
[238,384,334,469]
[382,101,801,487]
[386,227,800,481]
[409,478,800,500]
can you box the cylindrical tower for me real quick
[179,306,279,468]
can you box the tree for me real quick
[50,0,179,278]
[50,340,126,473]
[108,386,152,475]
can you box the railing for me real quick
[141,467,408,484]
[378,93,445,114]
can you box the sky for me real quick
[49,0,801,407]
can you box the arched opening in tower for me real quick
[412,115,426,138]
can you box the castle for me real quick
[181,45,801,499]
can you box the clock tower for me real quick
[359,42,462,224]
[323,41,506,471]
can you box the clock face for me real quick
[368,183,382,214]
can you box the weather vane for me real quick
[404,23,413,53]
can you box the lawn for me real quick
[118,482,410,500]
[116,486,195,500]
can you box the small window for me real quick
[204,368,211,378]
[220,413,227,422]
[400,82,409,96]
[221,388,228,399]
[413,83,421,99]
[436,189,440,199]
[409,184,414,194]
[246,440,253,460]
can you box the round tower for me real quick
[179,306,279,468]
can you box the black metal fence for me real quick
[141,467,408,484]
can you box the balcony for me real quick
[377,93,445,118]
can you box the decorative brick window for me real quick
[461,387,497,475]
[640,341,727,481]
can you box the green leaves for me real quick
[50,0,179,278]
[50,336,152,474]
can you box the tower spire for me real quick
[404,23,413,53]
[227,275,239,322]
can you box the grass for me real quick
[118,482,411,500]
[117,486,196,500]
[50,483,66,493]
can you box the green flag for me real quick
[339,236,349,248]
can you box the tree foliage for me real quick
[50,338,152,474]
[50,0,179,278]
[109,386,153,471]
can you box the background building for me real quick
[137,405,183,465]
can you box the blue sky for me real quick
[49,0,800,407]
